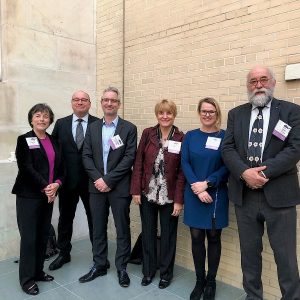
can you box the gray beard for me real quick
[248,88,274,107]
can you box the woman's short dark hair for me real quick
[28,103,54,128]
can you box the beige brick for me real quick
[97,2,300,296]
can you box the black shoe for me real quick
[203,278,216,300]
[141,276,153,286]
[118,270,130,287]
[158,279,170,289]
[79,266,107,283]
[190,279,206,300]
[22,281,39,296]
[49,254,71,271]
[35,272,54,282]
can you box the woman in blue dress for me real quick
[181,97,229,300]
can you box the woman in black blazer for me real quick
[12,103,64,296]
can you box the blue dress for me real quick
[181,129,229,229]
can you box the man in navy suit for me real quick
[222,66,300,300]
[79,86,137,288]
[49,91,99,271]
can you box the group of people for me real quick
[12,65,300,300]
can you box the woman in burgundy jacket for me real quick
[130,99,185,289]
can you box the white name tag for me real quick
[168,140,181,154]
[272,120,291,141]
[26,137,40,149]
[205,137,221,150]
[109,134,124,150]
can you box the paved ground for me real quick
[0,239,246,299]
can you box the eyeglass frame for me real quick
[248,77,272,87]
[72,98,90,103]
[200,110,217,116]
[101,98,120,104]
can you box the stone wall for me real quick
[0,0,97,260]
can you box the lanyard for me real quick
[156,126,175,147]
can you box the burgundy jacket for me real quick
[130,125,185,204]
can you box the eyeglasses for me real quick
[248,77,271,87]
[72,98,90,103]
[102,98,119,104]
[200,110,216,116]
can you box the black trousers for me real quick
[57,185,93,255]
[89,192,131,271]
[140,195,179,281]
[16,196,53,287]
[235,189,300,300]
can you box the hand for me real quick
[198,191,213,203]
[191,181,208,194]
[94,178,111,192]
[171,203,183,217]
[47,195,56,203]
[132,195,141,205]
[44,183,60,198]
[242,166,269,189]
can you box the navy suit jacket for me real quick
[52,114,99,190]
[12,130,65,198]
[82,117,137,197]
[222,98,300,208]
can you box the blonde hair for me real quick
[197,97,222,130]
[154,99,177,117]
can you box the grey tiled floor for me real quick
[0,239,246,299]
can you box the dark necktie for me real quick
[75,119,84,150]
[247,107,264,167]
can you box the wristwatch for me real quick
[206,181,213,188]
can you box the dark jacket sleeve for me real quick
[221,108,249,180]
[15,135,49,190]
[263,102,300,179]
[82,125,103,182]
[130,128,149,195]
[173,132,185,204]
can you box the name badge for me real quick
[272,120,291,141]
[109,134,124,150]
[26,137,40,149]
[168,140,181,154]
[205,137,221,150]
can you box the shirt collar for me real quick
[73,114,89,123]
[251,99,272,111]
[103,115,119,126]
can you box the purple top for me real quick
[40,136,55,184]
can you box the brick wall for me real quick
[96,0,124,113]
[97,1,300,299]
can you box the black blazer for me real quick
[222,98,300,208]
[52,114,99,190]
[12,130,65,198]
[82,117,137,197]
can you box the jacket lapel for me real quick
[264,98,280,151]
[28,130,47,159]
[66,115,77,149]
[241,104,252,155]
[108,117,123,156]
